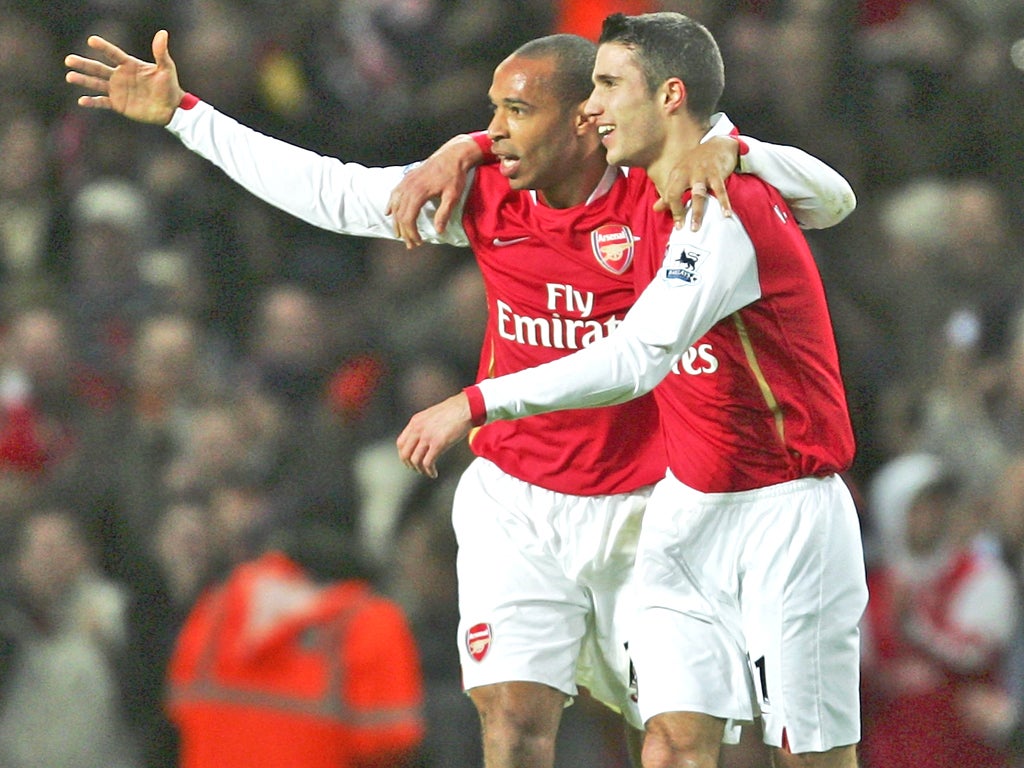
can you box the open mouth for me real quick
[597,124,615,141]
[496,153,522,177]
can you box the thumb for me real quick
[153,29,172,68]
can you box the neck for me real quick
[538,144,610,208]
[645,120,708,200]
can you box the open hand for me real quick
[65,29,186,126]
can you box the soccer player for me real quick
[66,28,855,768]
[397,12,868,768]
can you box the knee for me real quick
[641,715,721,768]
[470,682,564,752]
[641,729,701,768]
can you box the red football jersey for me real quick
[629,173,855,491]
[461,165,666,495]
[477,172,855,492]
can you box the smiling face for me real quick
[486,54,592,205]
[586,42,667,170]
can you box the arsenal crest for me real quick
[591,224,635,275]
[466,623,492,662]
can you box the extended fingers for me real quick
[388,183,432,247]
[390,197,425,248]
[433,193,456,235]
[711,180,732,219]
[398,221,424,249]
[688,183,708,231]
[65,69,111,95]
[75,94,113,110]
[64,54,114,79]
[87,34,131,64]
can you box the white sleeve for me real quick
[165,100,470,246]
[478,199,761,421]
[739,135,856,230]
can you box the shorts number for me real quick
[753,655,770,705]
[625,642,639,702]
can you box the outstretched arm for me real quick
[65,31,470,246]
[65,30,184,125]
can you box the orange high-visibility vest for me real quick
[167,553,424,768]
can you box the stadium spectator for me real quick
[166,520,425,768]
[861,466,1016,768]
[0,505,140,768]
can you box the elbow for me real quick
[820,182,857,229]
[827,181,857,227]
[798,185,857,230]
[839,184,857,221]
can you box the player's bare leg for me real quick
[470,681,566,768]
[641,711,725,768]
[770,744,859,768]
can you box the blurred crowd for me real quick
[0,0,1023,766]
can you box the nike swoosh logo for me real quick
[492,236,531,247]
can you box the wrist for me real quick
[462,386,487,427]
[734,136,749,173]
[467,131,497,165]
[162,91,197,127]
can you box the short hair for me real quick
[599,12,725,122]
[511,34,597,108]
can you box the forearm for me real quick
[477,287,741,423]
[739,135,856,229]
[478,207,760,423]
[476,331,663,422]
[166,98,469,244]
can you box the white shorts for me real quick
[453,457,651,728]
[630,472,868,753]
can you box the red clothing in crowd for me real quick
[862,547,1014,768]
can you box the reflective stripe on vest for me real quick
[168,589,420,728]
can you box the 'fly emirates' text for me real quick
[495,283,719,376]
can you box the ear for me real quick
[662,77,687,114]
[574,103,594,135]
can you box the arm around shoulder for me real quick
[738,135,856,229]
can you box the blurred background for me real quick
[1,0,1023,766]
